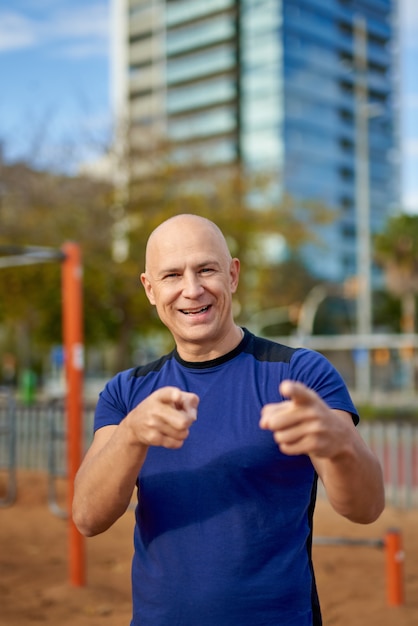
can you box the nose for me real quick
[182,271,204,298]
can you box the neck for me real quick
[175,326,244,362]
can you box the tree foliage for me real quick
[0,136,329,375]
[118,134,330,332]
[0,158,116,372]
[374,213,418,332]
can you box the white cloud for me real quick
[0,12,37,51]
[58,40,108,59]
[404,140,418,158]
[401,0,418,47]
[46,5,109,41]
[0,3,108,57]
[404,94,418,110]
[403,191,418,213]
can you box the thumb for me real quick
[279,380,315,405]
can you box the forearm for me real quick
[314,436,385,524]
[73,421,148,536]
[73,386,199,536]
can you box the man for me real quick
[73,214,384,626]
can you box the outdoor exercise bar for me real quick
[0,243,86,587]
[61,242,85,587]
[314,528,405,607]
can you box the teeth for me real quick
[182,306,208,315]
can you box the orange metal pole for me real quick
[62,242,86,587]
[385,528,404,606]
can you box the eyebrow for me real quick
[157,259,222,277]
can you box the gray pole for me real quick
[354,14,372,398]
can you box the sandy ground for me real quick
[1,470,418,625]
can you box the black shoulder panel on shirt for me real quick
[129,352,174,379]
[244,333,299,364]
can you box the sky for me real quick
[0,0,111,170]
[0,0,417,212]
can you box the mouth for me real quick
[180,305,210,315]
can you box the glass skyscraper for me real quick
[111,0,399,282]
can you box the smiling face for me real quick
[140,214,241,361]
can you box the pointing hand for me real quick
[127,386,199,449]
[260,380,349,460]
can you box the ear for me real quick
[140,273,156,305]
[229,258,240,294]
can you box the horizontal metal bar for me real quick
[271,333,418,350]
[313,536,384,548]
[0,246,66,268]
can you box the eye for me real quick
[199,267,215,274]
[163,272,180,279]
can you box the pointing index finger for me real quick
[170,387,199,421]
[181,393,199,421]
[279,380,315,405]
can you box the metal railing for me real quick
[0,391,17,506]
[1,398,417,509]
[0,396,94,514]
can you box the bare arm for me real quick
[259,380,385,524]
[72,387,199,537]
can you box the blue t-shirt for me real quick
[95,329,358,626]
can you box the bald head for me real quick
[144,214,232,273]
[140,213,241,359]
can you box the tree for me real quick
[114,132,330,338]
[374,213,418,333]
[0,134,330,377]
[0,157,117,376]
